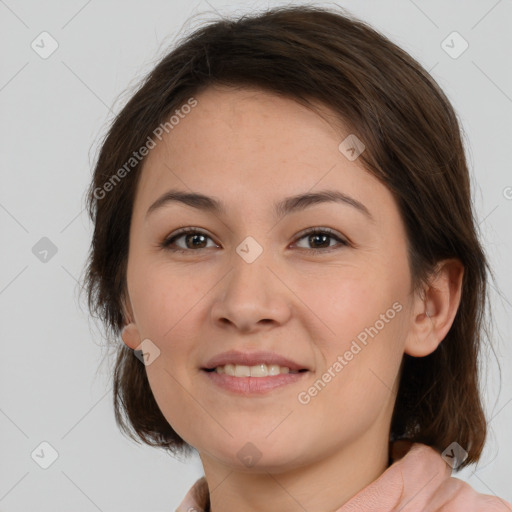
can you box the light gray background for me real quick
[1,0,511,510]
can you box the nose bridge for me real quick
[211,235,291,330]
[228,235,275,304]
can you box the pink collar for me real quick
[176,441,512,511]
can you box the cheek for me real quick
[130,258,210,339]
[298,315,405,453]
[301,273,406,414]
[301,268,399,348]
[129,262,213,430]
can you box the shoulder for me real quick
[339,442,512,511]
[391,443,511,511]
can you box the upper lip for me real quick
[203,350,309,371]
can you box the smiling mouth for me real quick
[202,364,309,395]
[203,364,309,377]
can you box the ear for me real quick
[404,258,464,357]
[120,294,141,350]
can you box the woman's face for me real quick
[122,85,422,471]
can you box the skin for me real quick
[121,84,464,512]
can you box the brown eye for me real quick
[293,228,348,252]
[162,228,217,252]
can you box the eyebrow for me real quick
[145,188,374,222]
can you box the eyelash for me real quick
[160,227,349,254]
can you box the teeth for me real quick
[215,364,298,377]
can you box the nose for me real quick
[210,247,292,333]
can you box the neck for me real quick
[200,433,390,512]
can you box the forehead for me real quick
[133,85,396,227]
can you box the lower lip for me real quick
[202,369,309,395]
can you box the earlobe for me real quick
[120,294,141,350]
[121,322,141,350]
[404,259,464,357]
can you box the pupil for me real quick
[188,234,206,248]
[311,234,329,248]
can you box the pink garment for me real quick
[175,442,512,511]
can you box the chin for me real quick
[200,436,306,472]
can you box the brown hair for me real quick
[83,4,493,466]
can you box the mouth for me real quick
[201,350,310,394]
[201,365,310,395]
[203,364,309,377]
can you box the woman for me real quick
[83,5,511,511]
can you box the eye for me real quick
[161,227,219,252]
[161,227,349,253]
[293,227,348,253]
